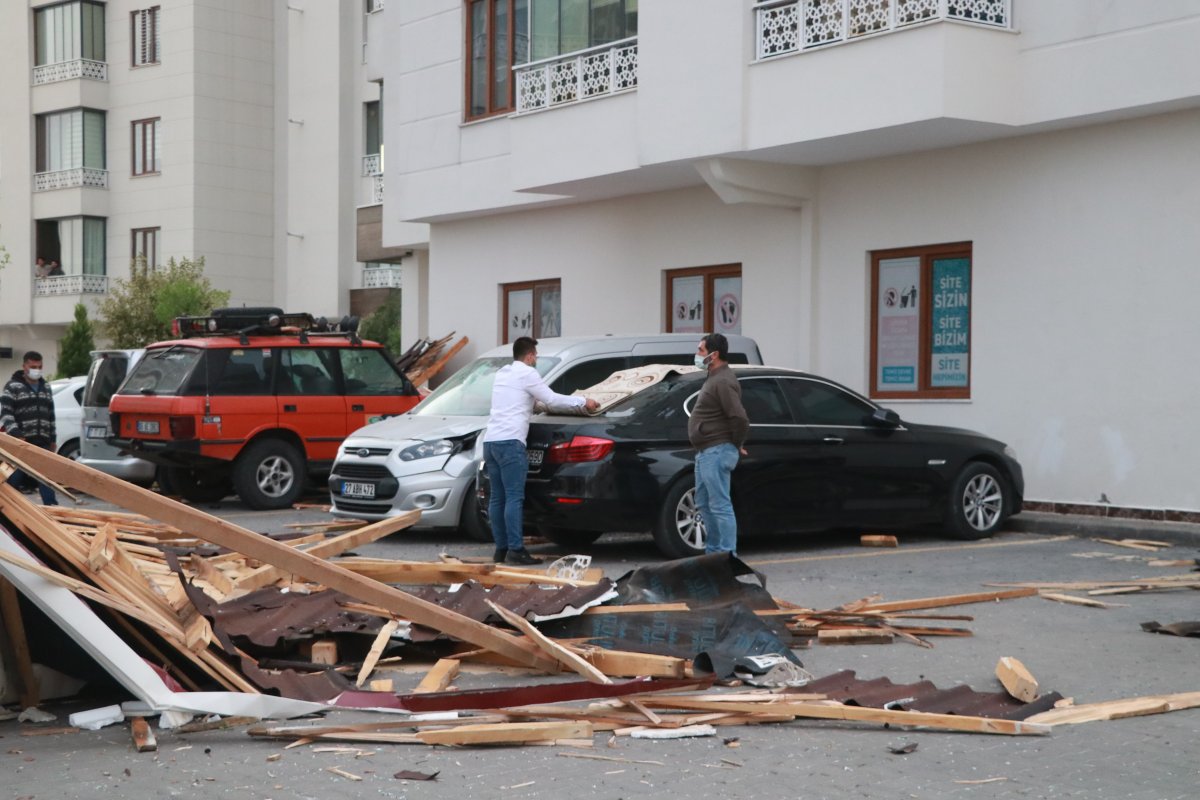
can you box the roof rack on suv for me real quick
[172,308,361,345]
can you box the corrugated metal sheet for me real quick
[800,670,1063,720]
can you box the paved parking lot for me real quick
[4,497,1199,799]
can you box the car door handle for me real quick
[823,436,845,444]
[283,404,297,412]
[351,404,364,412]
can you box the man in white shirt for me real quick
[483,337,599,564]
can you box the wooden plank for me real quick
[817,628,894,645]
[231,510,422,593]
[640,698,1049,736]
[1040,592,1122,609]
[356,619,399,687]
[862,588,1037,612]
[0,576,39,709]
[486,599,610,684]
[1096,538,1167,551]
[996,656,1039,702]
[581,603,690,615]
[1027,691,1200,725]
[567,645,688,679]
[414,658,460,694]
[0,435,560,673]
[190,554,234,597]
[417,720,592,746]
[860,535,898,547]
[130,716,157,752]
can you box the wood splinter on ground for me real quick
[860,535,899,548]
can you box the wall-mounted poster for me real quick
[712,275,742,334]
[930,257,970,387]
[507,288,533,343]
[671,275,704,334]
[876,256,920,392]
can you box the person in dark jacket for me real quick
[1,351,58,505]
[686,333,748,554]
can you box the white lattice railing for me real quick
[33,168,109,192]
[34,274,109,296]
[362,265,402,289]
[514,38,638,114]
[362,154,382,176]
[32,59,108,85]
[370,175,385,204]
[755,0,1010,59]
[366,0,384,11]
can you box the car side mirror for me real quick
[870,407,901,427]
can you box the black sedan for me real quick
[514,367,1023,559]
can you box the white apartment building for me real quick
[380,1,1200,517]
[0,0,410,373]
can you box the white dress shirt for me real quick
[483,360,586,444]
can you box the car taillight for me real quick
[546,435,613,464]
[169,416,196,439]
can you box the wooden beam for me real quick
[486,599,610,684]
[356,619,399,687]
[1026,691,1200,725]
[0,435,559,673]
[130,716,157,752]
[414,659,461,694]
[996,656,1038,703]
[640,698,1049,736]
[862,588,1038,612]
[417,720,591,746]
[0,576,39,709]
[859,535,898,547]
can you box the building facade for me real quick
[0,0,414,373]
[380,1,1200,515]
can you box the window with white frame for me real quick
[131,118,160,175]
[131,7,161,66]
[35,109,106,173]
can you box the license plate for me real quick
[527,449,544,467]
[136,420,160,434]
[86,425,109,439]
[342,481,376,499]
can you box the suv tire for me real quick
[165,466,231,503]
[234,440,306,510]
[946,462,1007,540]
[652,476,706,559]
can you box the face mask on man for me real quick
[693,353,711,369]
[26,368,43,381]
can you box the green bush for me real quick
[57,303,95,378]
[98,256,231,348]
[358,289,402,356]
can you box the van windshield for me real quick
[414,356,560,417]
[118,347,204,396]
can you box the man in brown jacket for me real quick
[687,333,748,554]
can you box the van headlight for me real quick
[399,439,460,461]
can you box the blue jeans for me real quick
[695,442,739,555]
[485,440,528,551]
[8,468,57,506]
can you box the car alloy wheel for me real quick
[674,486,707,550]
[256,454,296,499]
[961,471,1003,532]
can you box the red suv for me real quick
[108,308,420,509]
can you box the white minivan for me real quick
[329,333,763,538]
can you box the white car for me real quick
[50,375,87,460]
[329,334,763,540]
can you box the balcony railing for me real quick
[370,175,384,204]
[362,154,382,176]
[32,59,108,85]
[34,274,109,296]
[362,265,402,289]
[755,0,1011,60]
[366,0,384,11]
[33,168,109,192]
[514,37,638,114]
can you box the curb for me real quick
[1009,511,1200,549]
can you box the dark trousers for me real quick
[7,440,57,506]
[484,440,528,551]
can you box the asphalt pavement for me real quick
[4,498,1198,799]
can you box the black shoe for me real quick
[505,549,541,566]
[492,548,508,563]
